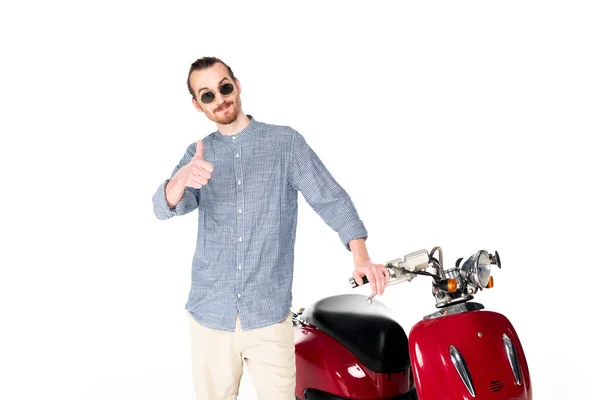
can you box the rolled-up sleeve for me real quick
[152,143,200,220]
[288,130,368,250]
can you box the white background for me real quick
[1,1,598,399]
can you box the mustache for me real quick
[216,101,233,111]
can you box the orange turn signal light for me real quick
[447,278,457,293]
[486,276,494,289]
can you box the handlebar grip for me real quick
[349,275,369,288]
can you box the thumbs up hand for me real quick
[174,140,214,189]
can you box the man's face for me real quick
[189,63,242,125]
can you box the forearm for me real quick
[153,142,204,220]
[152,179,199,220]
[165,178,186,208]
[349,238,370,265]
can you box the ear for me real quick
[235,78,242,95]
[192,97,205,114]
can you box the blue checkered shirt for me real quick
[152,116,368,331]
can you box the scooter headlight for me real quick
[459,250,495,289]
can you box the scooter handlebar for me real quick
[348,249,431,289]
[349,275,369,288]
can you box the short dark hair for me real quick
[187,57,236,98]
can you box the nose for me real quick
[213,90,227,105]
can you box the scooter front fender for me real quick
[408,309,531,400]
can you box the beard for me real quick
[210,98,240,125]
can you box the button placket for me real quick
[234,145,244,298]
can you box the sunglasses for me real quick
[199,82,235,104]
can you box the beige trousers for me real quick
[187,312,296,400]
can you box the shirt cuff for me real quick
[339,220,369,251]
[152,179,194,219]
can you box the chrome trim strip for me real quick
[424,301,484,320]
[450,345,476,397]
[502,334,522,385]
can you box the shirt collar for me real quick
[214,115,259,144]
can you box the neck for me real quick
[217,112,251,136]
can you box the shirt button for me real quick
[237,207,242,213]
[235,153,239,158]
[237,293,241,298]
[237,180,241,185]
[238,236,242,242]
[238,264,242,270]
[232,136,237,141]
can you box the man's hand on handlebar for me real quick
[352,260,390,296]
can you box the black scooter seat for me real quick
[300,294,410,373]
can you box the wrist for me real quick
[165,178,186,208]
[167,176,185,191]
[349,238,370,266]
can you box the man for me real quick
[152,57,389,400]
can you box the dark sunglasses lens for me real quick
[200,92,215,104]
[220,83,234,95]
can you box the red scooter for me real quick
[292,247,532,399]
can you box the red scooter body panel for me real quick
[294,323,413,399]
[409,309,532,399]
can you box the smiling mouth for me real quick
[217,103,231,112]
